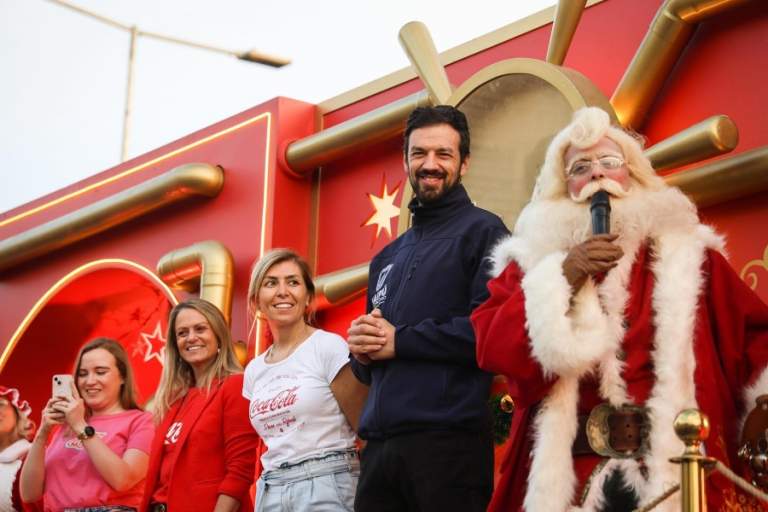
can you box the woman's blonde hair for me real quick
[246,249,316,335]
[74,337,142,416]
[153,298,241,421]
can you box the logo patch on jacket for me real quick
[372,264,393,308]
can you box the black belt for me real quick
[149,504,167,512]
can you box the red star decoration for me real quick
[139,321,166,366]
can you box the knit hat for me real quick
[0,386,32,419]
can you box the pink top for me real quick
[43,409,155,511]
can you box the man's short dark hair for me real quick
[403,105,470,162]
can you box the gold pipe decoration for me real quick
[664,146,768,208]
[313,263,370,310]
[610,0,747,129]
[645,115,739,172]
[0,163,224,273]
[670,409,716,512]
[546,0,588,65]
[156,240,234,324]
[284,91,430,175]
[398,21,453,105]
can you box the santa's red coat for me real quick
[472,242,768,511]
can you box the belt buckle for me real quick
[586,403,648,459]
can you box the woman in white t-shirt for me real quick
[243,249,367,512]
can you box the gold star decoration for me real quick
[361,176,401,243]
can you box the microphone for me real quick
[590,190,611,235]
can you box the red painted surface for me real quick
[1,0,767,483]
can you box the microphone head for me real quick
[590,190,611,212]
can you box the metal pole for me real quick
[671,409,716,512]
[121,26,138,162]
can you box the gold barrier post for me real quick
[671,409,716,512]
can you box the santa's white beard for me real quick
[513,183,699,255]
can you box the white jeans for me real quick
[255,451,359,512]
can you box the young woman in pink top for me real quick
[20,337,155,511]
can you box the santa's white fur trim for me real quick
[521,253,614,377]
[494,186,728,511]
[524,376,580,511]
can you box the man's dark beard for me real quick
[409,169,460,204]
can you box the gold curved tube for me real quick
[0,163,224,273]
[156,240,234,325]
[610,0,748,129]
[313,263,370,310]
[546,0,588,65]
[645,115,738,172]
[284,91,430,175]
[665,146,768,208]
[398,21,453,105]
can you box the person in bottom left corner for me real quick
[0,386,35,512]
[20,337,155,512]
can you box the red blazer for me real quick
[141,374,257,511]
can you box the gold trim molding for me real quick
[318,0,606,114]
[1,112,270,229]
[0,258,178,373]
[0,163,224,273]
[156,240,234,324]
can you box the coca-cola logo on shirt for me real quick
[250,386,299,418]
[64,431,107,450]
[165,421,183,444]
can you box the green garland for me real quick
[488,393,513,445]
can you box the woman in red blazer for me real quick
[142,299,257,512]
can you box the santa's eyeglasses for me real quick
[566,155,624,178]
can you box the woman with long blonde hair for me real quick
[142,298,257,512]
[243,249,367,511]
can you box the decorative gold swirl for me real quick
[740,245,768,291]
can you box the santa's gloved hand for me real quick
[562,234,623,293]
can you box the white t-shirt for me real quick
[242,329,357,471]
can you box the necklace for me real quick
[266,324,314,363]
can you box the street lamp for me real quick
[46,0,291,161]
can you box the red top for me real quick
[142,375,258,511]
[151,388,204,504]
[471,247,768,511]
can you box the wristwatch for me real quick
[77,425,95,441]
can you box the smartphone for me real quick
[52,374,74,399]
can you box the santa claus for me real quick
[471,107,768,511]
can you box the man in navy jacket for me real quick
[347,105,509,512]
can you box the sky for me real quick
[1,0,557,214]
